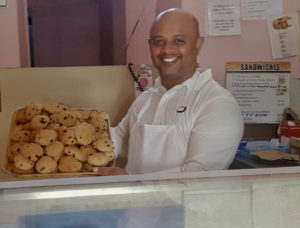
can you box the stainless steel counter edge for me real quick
[1,166,300,189]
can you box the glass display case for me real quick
[1,169,300,228]
[1,66,300,227]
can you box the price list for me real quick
[226,62,290,123]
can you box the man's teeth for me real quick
[162,57,177,62]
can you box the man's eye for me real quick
[174,39,185,45]
[153,39,164,47]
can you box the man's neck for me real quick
[162,79,184,90]
[161,69,197,90]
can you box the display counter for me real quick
[1,66,300,227]
[1,169,300,227]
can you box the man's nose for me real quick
[160,41,176,53]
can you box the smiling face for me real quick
[149,9,204,90]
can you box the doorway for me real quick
[27,0,126,67]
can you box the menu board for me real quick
[226,62,290,123]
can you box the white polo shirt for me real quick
[112,68,244,173]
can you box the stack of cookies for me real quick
[6,102,114,175]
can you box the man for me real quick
[95,8,244,175]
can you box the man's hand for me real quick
[93,167,128,176]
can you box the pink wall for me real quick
[0,0,29,68]
[182,0,300,80]
[0,0,21,67]
[1,0,298,78]
[125,0,181,66]
[125,0,156,66]
[126,0,300,80]
[156,0,181,15]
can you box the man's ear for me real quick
[195,37,204,54]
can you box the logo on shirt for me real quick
[176,106,187,113]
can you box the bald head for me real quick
[151,8,200,38]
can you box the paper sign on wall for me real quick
[242,0,282,21]
[267,12,299,59]
[226,62,290,124]
[206,0,241,36]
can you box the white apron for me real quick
[126,90,190,174]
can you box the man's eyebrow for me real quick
[174,35,185,38]
[150,35,186,39]
[150,35,163,39]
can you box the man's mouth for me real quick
[161,56,178,63]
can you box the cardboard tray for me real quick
[250,150,300,165]
[1,107,114,178]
